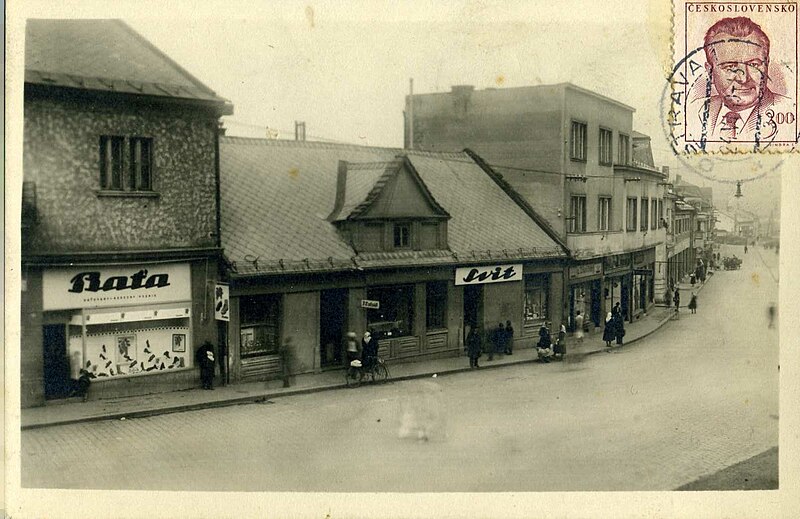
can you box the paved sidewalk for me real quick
[21,276,712,429]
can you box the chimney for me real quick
[327,160,348,221]
[295,121,306,141]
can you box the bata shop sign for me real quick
[42,263,191,311]
[455,264,523,286]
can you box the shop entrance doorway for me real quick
[320,289,348,368]
[43,324,71,400]
[463,284,484,343]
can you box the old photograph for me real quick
[5,0,799,518]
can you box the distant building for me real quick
[22,20,233,406]
[218,138,568,381]
[405,83,667,327]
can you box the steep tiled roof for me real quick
[220,138,566,276]
[25,19,231,111]
[336,162,395,221]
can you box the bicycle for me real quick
[344,357,390,388]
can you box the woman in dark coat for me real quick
[466,327,482,368]
[613,312,625,345]
[688,292,698,314]
[195,341,216,390]
[602,312,615,347]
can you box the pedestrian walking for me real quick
[602,312,615,347]
[673,288,681,314]
[574,311,584,344]
[688,292,698,314]
[195,341,216,390]
[492,323,506,358]
[344,331,360,365]
[504,320,514,355]
[614,312,625,345]
[553,323,567,360]
[465,326,482,368]
[744,244,748,254]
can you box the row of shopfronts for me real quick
[567,247,657,331]
[31,249,662,403]
[226,261,564,382]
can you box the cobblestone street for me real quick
[21,246,778,492]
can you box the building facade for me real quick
[406,83,667,329]
[218,139,568,382]
[21,20,233,406]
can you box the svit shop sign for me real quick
[42,263,191,311]
[455,264,523,286]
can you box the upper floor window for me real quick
[393,223,411,249]
[626,198,638,232]
[598,197,612,231]
[569,195,587,233]
[599,128,613,165]
[99,135,154,192]
[618,134,630,165]
[640,199,649,231]
[570,121,587,161]
[650,202,656,230]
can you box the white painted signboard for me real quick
[42,263,192,311]
[455,264,523,286]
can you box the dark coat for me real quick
[466,330,482,357]
[613,314,625,339]
[602,319,616,342]
[195,343,215,370]
[362,337,378,359]
[537,327,551,349]
[688,295,697,310]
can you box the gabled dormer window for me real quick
[393,223,411,249]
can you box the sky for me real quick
[15,0,786,216]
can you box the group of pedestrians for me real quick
[464,320,515,368]
[602,303,626,348]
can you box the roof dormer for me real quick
[328,155,450,253]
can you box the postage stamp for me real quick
[669,1,799,153]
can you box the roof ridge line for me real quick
[115,20,225,100]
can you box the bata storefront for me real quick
[39,262,198,400]
[568,260,603,331]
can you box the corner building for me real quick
[219,139,568,381]
[21,20,233,406]
[406,84,668,328]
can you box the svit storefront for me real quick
[224,258,565,383]
[21,258,222,405]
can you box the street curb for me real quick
[21,359,541,430]
[22,276,713,430]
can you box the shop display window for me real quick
[70,307,193,379]
[367,285,415,339]
[425,281,448,330]
[239,294,281,357]
[524,275,549,324]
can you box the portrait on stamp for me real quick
[676,3,798,152]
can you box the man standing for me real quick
[465,327,482,368]
[195,341,216,390]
